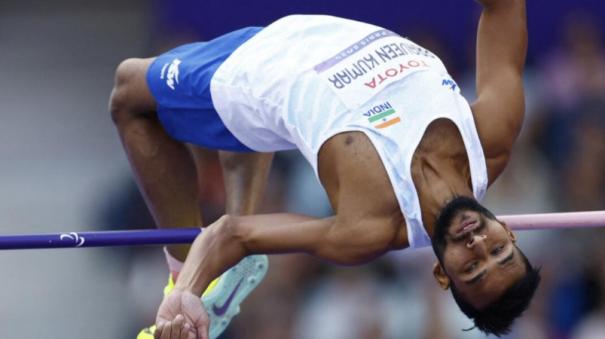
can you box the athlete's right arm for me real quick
[470,0,527,183]
[154,212,403,338]
[175,212,401,296]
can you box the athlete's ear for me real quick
[433,262,450,290]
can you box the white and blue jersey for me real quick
[146,15,488,249]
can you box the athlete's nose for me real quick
[466,234,487,249]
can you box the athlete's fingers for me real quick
[160,321,171,339]
[181,322,194,339]
[195,322,209,339]
[193,313,209,339]
[154,323,164,339]
[193,322,208,339]
[171,315,184,339]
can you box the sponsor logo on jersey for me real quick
[442,78,458,91]
[314,29,437,109]
[363,59,430,89]
[160,58,181,90]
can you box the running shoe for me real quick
[137,255,268,339]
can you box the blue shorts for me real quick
[146,27,262,152]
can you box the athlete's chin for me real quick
[431,196,496,260]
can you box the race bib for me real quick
[314,29,438,109]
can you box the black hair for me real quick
[450,250,541,336]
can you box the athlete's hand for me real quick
[154,289,209,339]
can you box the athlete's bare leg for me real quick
[110,58,202,261]
[110,58,273,262]
[188,147,273,216]
[218,150,273,215]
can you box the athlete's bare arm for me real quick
[175,211,402,295]
[470,0,527,183]
[154,211,403,338]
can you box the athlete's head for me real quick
[430,196,541,336]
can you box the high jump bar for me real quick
[0,211,603,250]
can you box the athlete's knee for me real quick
[110,58,156,125]
[114,58,144,88]
[110,58,140,124]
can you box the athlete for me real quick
[109,0,540,338]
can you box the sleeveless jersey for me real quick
[210,15,488,248]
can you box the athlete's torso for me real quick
[318,119,476,247]
[210,15,488,248]
[211,15,450,162]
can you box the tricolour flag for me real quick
[368,108,401,129]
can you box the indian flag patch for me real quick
[363,101,401,129]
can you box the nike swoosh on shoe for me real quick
[212,278,244,316]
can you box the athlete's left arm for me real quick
[470,0,527,183]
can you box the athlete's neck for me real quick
[411,122,474,237]
[421,177,474,237]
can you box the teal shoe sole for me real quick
[202,255,269,339]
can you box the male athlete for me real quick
[109,0,540,338]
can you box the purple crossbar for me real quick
[500,211,605,230]
[0,228,202,250]
[0,211,604,250]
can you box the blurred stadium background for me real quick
[1,0,605,338]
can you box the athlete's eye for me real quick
[465,261,478,273]
[491,245,504,256]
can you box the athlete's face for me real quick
[431,198,527,309]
